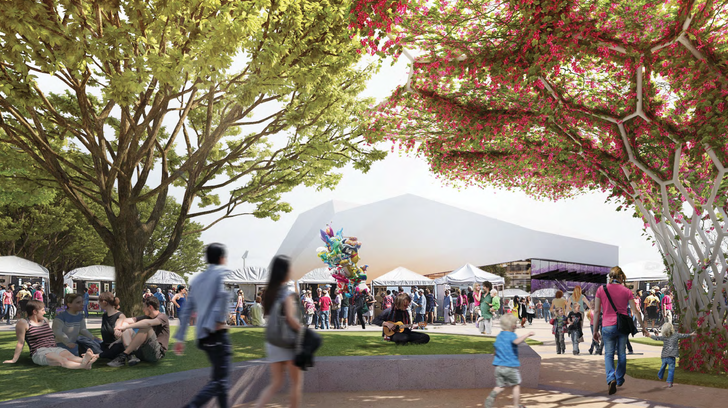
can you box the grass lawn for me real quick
[625,357,728,389]
[628,337,664,347]
[0,327,534,401]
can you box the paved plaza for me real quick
[4,315,724,407]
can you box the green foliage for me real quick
[0,0,385,314]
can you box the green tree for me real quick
[354,0,728,373]
[0,196,108,299]
[0,0,384,315]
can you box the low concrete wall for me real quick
[1,345,540,408]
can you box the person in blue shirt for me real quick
[82,288,90,318]
[173,243,232,408]
[484,313,535,408]
[153,288,166,314]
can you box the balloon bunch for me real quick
[316,225,367,298]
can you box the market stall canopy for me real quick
[276,194,618,281]
[622,260,669,282]
[372,267,433,287]
[224,266,270,285]
[0,256,49,278]
[65,265,185,285]
[147,270,185,285]
[503,288,530,298]
[531,288,558,298]
[297,267,336,285]
[434,263,505,286]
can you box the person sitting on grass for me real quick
[53,293,102,357]
[107,296,170,367]
[249,296,265,326]
[4,300,97,369]
[650,322,696,388]
[98,292,126,360]
[484,313,535,408]
[373,293,430,345]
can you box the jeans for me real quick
[57,336,102,357]
[602,325,628,385]
[320,310,330,329]
[543,309,552,322]
[83,304,89,318]
[570,331,580,354]
[314,310,321,329]
[340,307,349,326]
[332,309,341,328]
[5,304,15,323]
[555,332,565,353]
[187,331,231,408]
[235,311,247,326]
[658,357,676,383]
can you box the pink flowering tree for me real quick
[351,0,728,373]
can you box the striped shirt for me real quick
[25,319,56,355]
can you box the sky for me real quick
[24,44,664,277]
[197,57,664,273]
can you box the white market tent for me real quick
[0,256,50,278]
[276,194,618,281]
[622,260,669,282]
[224,266,270,300]
[434,263,505,286]
[65,265,185,285]
[434,264,506,318]
[225,266,269,285]
[503,288,530,298]
[531,288,558,298]
[372,267,434,287]
[296,267,336,292]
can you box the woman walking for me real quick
[593,266,649,395]
[526,296,536,325]
[425,288,436,324]
[254,256,304,408]
[235,290,248,326]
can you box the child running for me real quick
[550,308,567,354]
[484,313,535,408]
[650,322,696,388]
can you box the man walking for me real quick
[174,243,232,408]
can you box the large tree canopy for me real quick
[0,0,384,315]
[352,0,728,372]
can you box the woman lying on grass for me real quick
[3,300,98,369]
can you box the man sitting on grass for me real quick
[107,296,170,367]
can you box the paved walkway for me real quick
[3,315,725,407]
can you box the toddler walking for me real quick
[650,322,695,388]
[550,308,566,354]
[484,313,535,408]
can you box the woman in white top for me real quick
[525,296,536,325]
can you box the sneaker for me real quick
[608,380,617,395]
[107,353,128,367]
[127,354,141,366]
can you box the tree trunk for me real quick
[112,246,152,318]
[636,194,728,374]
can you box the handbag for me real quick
[603,285,638,337]
[266,294,299,348]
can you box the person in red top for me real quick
[593,267,648,396]
[319,290,332,330]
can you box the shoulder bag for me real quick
[266,294,300,348]
[602,285,638,337]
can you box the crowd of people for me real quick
[2,256,685,406]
